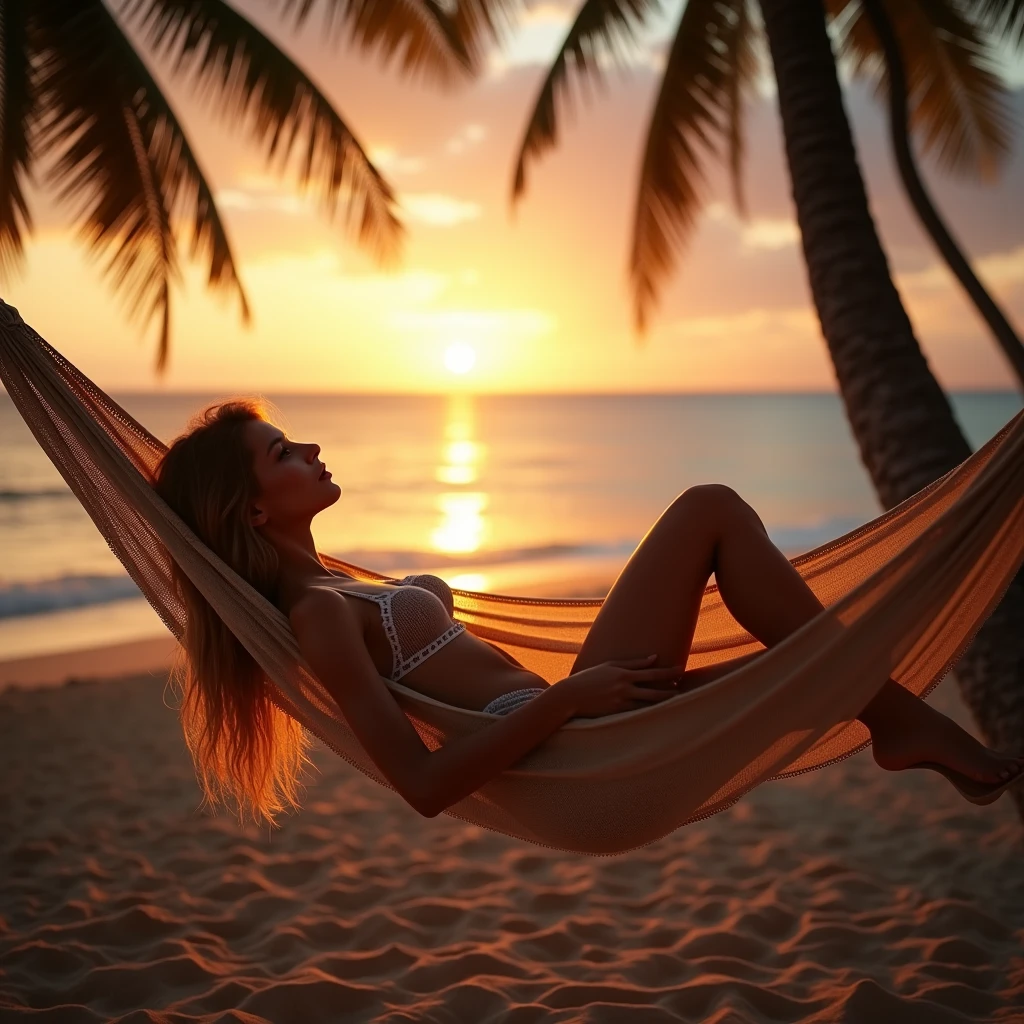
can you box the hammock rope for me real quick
[2,298,1023,854]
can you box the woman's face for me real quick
[244,419,341,529]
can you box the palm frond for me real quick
[630,0,750,334]
[34,0,178,370]
[277,0,475,83]
[118,0,403,263]
[449,0,526,69]
[0,0,36,275]
[34,0,250,372]
[724,0,755,217]
[834,0,1012,179]
[510,0,664,207]
[972,0,1024,47]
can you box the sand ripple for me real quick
[1,674,1022,1022]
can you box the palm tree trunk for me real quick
[757,0,1024,817]
[860,0,1024,389]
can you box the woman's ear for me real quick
[251,504,268,528]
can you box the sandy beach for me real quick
[2,652,1022,1023]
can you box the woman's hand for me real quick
[557,655,684,718]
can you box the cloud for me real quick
[213,172,359,218]
[896,246,1024,293]
[215,187,308,215]
[368,145,426,177]
[706,202,800,252]
[445,123,489,155]
[669,306,818,340]
[482,3,572,76]
[242,250,452,303]
[481,1,699,79]
[391,307,555,340]
[740,218,801,251]
[399,193,482,226]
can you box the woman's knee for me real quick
[670,483,764,534]
[672,483,746,517]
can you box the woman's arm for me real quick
[290,588,578,818]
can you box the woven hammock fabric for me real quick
[2,299,1023,854]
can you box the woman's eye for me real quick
[279,446,291,459]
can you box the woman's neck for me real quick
[263,523,332,591]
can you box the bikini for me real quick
[326,572,545,715]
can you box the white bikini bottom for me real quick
[480,687,547,716]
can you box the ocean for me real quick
[1,391,1020,660]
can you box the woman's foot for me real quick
[869,700,1024,799]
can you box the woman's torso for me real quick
[286,572,549,711]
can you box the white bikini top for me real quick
[327,573,466,681]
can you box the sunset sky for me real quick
[6,1,1024,394]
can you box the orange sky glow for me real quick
[4,2,1024,394]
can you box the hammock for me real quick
[2,299,1023,855]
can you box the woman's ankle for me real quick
[856,679,925,736]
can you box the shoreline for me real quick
[0,634,178,690]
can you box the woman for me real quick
[154,399,1023,824]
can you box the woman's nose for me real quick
[306,442,320,462]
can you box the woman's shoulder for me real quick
[278,577,353,620]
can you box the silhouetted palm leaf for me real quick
[508,0,753,328]
[277,0,475,82]
[505,0,1011,339]
[0,0,418,373]
[630,0,752,333]
[0,0,35,275]
[120,0,403,263]
[832,0,1012,179]
[724,0,754,216]
[448,0,524,69]
[35,2,178,371]
[34,0,254,372]
[972,0,1024,45]
[510,0,664,206]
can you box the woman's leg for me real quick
[573,484,1022,785]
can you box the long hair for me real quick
[154,399,310,825]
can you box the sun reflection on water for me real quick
[447,572,488,592]
[431,394,488,555]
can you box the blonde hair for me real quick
[154,398,310,825]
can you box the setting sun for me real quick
[444,342,477,375]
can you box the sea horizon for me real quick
[3,389,1021,666]
[11,386,1016,398]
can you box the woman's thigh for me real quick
[570,486,728,674]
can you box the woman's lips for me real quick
[319,466,330,481]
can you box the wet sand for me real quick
[1,661,1022,1023]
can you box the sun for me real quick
[444,342,477,375]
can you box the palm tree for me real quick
[0,0,474,372]
[853,0,1024,387]
[472,0,1024,813]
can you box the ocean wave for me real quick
[0,575,142,619]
